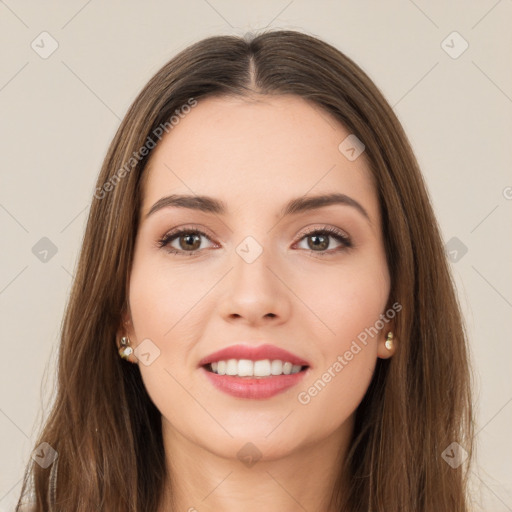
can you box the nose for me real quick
[217,243,292,326]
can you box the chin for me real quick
[199,421,315,461]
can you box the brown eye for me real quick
[295,227,352,256]
[178,233,202,251]
[307,233,329,251]
[158,229,214,255]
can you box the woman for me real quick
[17,29,474,511]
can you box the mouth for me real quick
[199,344,311,399]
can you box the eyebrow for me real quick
[146,192,371,222]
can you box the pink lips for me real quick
[199,343,310,400]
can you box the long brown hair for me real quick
[16,29,474,511]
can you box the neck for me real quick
[157,417,354,512]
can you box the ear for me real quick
[377,328,396,359]
[115,306,138,364]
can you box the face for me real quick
[120,94,393,461]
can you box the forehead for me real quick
[141,94,379,224]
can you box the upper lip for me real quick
[199,344,310,367]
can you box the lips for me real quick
[198,343,310,399]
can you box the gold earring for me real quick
[385,332,394,351]
[119,336,133,360]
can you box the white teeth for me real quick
[254,359,271,377]
[226,359,238,376]
[208,359,304,377]
[270,360,283,375]
[237,359,253,376]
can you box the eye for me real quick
[157,228,216,255]
[294,226,352,256]
[157,225,352,256]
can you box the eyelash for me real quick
[157,225,352,257]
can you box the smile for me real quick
[199,343,310,399]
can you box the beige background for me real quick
[1,1,511,510]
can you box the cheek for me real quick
[128,258,203,428]
[127,256,208,343]
[296,254,390,344]
[292,257,388,426]
[296,352,376,440]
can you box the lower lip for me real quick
[200,366,308,399]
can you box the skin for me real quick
[118,94,395,512]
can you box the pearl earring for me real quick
[385,332,394,351]
[118,336,133,360]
